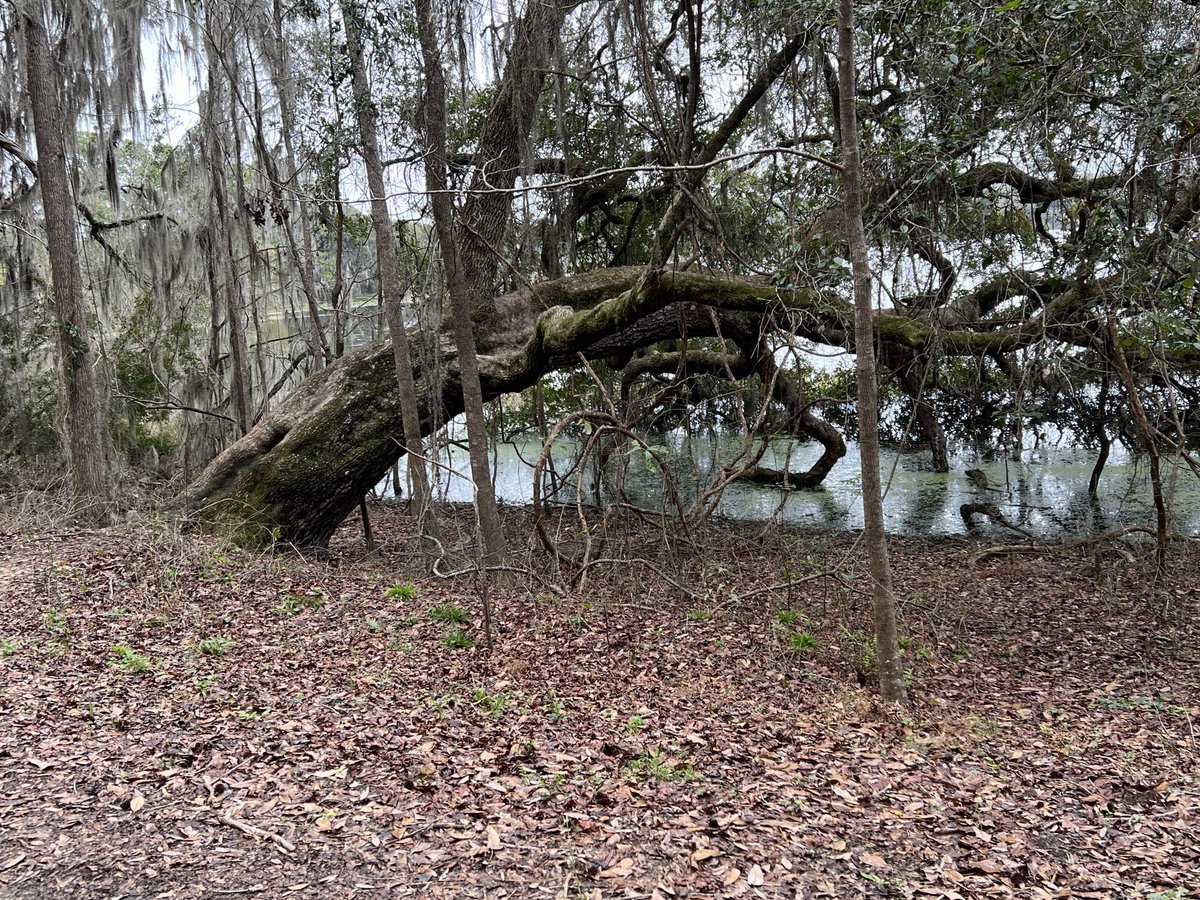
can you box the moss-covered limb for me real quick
[619,348,750,404]
[181,263,1198,547]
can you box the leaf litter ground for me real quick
[0,505,1197,898]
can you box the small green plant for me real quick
[276,592,325,614]
[776,610,806,627]
[365,617,384,633]
[472,687,511,717]
[625,748,699,782]
[839,625,876,676]
[687,608,710,622]
[385,581,419,601]
[193,674,220,697]
[430,604,468,624]
[196,636,234,656]
[623,714,646,735]
[787,631,820,653]
[1098,694,1187,715]
[43,607,69,640]
[1146,888,1191,900]
[109,643,150,675]
[144,615,168,628]
[543,690,565,720]
[566,614,589,629]
[898,636,930,662]
[442,627,473,649]
[1,637,16,657]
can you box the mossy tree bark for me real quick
[178,263,1132,548]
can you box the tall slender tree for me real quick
[19,0,110,519]
[836,0,906,703]
[415,0,507,588]
[341,0,439,546]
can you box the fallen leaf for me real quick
[485,824,502,850]
[599,858,634,878]
[130,792,146,813]
[747,864,764,886]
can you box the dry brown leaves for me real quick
[0,508,1196,898]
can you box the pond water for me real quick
[381,430,1200,539]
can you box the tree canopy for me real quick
[0,0,1197,545]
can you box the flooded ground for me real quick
[384,430,1200,538]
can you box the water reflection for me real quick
[381,430,1200,538]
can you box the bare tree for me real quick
[415,0,507,597]
[836,0,906,703]
[341,0,439,546]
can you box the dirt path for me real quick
[1,508,1196,898]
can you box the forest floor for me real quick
[0,502,1197,899]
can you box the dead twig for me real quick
[218,813,296,853]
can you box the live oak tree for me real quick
[1,0,1197,579]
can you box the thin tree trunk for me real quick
[1106,317,1168,570]
[341,0,439,546]
[415,0,506,621]
[203,39,253,436]
[836,0,906,703]
[21,0,110,520]
[1088,372,1110,496]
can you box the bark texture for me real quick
[416,0,507,569]
[837,0,907,703]
[342,0,439,541]
[21,0,110,518]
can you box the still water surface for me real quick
[384,431,1200,538]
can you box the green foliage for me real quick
[0,637,16,657]
[625,749,700,782]
[441,627,473,650]
[109,643,151,674]
[623,715,646,735]
[385,581,418,601]
[43,607,69,640]
[276,592,325,614]
[787,631,821,653]
[196,636,234,656]
[472,686,511,717]
[429,604,468,624]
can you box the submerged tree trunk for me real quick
[341,0,439,544]
[836,0,907,703]
[21,0,110,519]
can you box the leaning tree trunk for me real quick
[178,255,1069,548]
[177,268,866,546]
[21,0,110,519]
